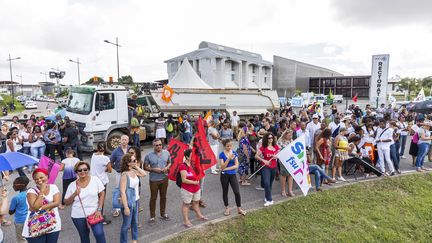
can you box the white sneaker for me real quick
[401,155,407,159]
[255,186,265,191]
[264,200,274,207]
[338,176,346,182]
[211,171,219,175]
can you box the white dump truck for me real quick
[66,84,279,153]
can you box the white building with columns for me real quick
[164,41,272,90]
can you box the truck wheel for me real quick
[106,131,125,154]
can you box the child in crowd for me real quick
[59,148,80,209]
[9,176,30,243]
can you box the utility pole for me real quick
[6,54,21,104]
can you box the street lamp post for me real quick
[69,58,81,85]
[6,54,21,102]
[16,74,23,95]
[104,37,121,81]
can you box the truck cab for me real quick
[66,85,146,153]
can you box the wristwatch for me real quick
[97,207,103,211]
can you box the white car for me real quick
[24,101,38,109]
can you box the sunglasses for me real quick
[268,137,274,139]
[154,144,163,147]
[77,168,88,173]
[129,159,137,163]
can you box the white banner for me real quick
[277,135,311,196]
[370,54,390,106]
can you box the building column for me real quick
[257,64,262,91]
[218,58,226,89]
[242,61,248,90]
[237,61,242,89]
[192,59,197,72]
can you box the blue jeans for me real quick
[133,132,140,148]
[390,142,400,171]
[416,143,430,168]
[121,200,139,243]
[30,145,46,171]
[72,217,106,243]
[262,167,276,202]
[182,132,192,144]
[309,164,332,189]
[399,135,407,156]
[26,231,60,243]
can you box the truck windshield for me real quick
[67,92,93,115]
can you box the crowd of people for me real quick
[0,100,429,242]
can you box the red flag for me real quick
[191,117,218,178]
[352,94,358,102]
[167,139,189,181]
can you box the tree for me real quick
[118,75,134,85]
[398,77,420,99]
[84,76,104,85]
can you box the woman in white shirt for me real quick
[23,168,61,243]
[64,161,107,243]
[119,153,147,243]
[90,143,112,221]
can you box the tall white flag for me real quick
[277,135,311,196]
[415,88,425,101]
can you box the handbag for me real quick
[76,182,104,226]
[112,173,136,209]
[27,188,57,237]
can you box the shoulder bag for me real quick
[112,173,136,209]
[76,182,104,226]
[27,187,57,237]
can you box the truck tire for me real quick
[106,131,126,154]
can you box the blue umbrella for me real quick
[0,152,39,171]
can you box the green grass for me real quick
[169,174,432,243]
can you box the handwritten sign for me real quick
[277,134,311,196]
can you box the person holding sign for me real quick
[179,149,207,228]
[255,133,280,207]
[219,139,247,216]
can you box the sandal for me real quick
[112,210,120,217]
[199,216,208,221]
[223,208,230,216]
[238,210,247,216]
[183,222,193,228]
[281,192,287,197]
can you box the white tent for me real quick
[168,58,212,89]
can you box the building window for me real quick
[264,77,267,83]
[252,65,256,74]
[231,74,235,81]
[231,62,235,72]
[310,79,319,87]
[252,76,256,82]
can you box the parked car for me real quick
[333,95,343,103]
[24,100,37,109]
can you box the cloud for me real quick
[331,0,432,27]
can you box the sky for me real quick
[0,0,431,85]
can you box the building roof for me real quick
[165,41,272,66]
[168,58,212,89]
[38,82,56,86]
[274,55,343,76]
[0,81,19,85]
